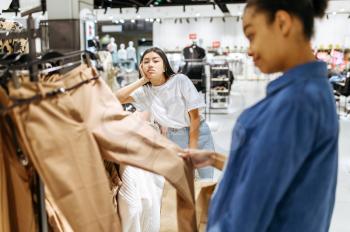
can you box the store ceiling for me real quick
[94,0,247,13]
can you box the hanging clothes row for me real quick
[0,52,198,232]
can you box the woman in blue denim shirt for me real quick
[183,0,339,231]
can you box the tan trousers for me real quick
[3,65,197,232]
[0,115,36,232]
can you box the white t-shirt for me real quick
[131,74,205,129]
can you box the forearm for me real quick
[210,152,226,170]
[115,78,146,103]
[189,117,200,149]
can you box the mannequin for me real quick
[107,37,117,53]
[117,43,127,61]
[183,40,206,60]
[107,38,118,65]
[126,41,137,70]
[126,41,137,62]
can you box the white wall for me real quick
[153,17,248,50]
[154,14,350,50]
[313,14,350,48]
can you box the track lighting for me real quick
[179,18,182,24]
[222,17,226,22]
[186,18,190,24]
[210,17,213,23]
[183,5,186,12]
[174,18,177,24]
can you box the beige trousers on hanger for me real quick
[2,65,197,232]
[0,115,36,232]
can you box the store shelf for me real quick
[211,67,229,70]
[211,78,230,81]
[211,89,229,93]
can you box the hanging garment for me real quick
[45,187,73,232]
[0,18,28,53]
[0,123,11,232]
[0,114,36,232]
[2,65,197,232]
[118,165,164,232]
[97,51,119,91]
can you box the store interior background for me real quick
[1,0,350,231]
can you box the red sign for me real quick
[189,33,197,40]
[212,41,221,48]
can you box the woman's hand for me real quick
[180,149,227,170]
[139,64,150,84]
[180,149,215,168]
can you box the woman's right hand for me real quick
[139,64,150,84]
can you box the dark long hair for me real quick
[139,47,176,81]
[246,0,328,39]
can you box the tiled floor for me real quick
[207,79,350,231]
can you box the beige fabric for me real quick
[0,125,11,232]
[0,114,36,232]
[45,188,73,232]
[160,181,216,232]
[2,65,197,232]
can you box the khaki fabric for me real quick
[45,188,73,232]
[0,125,10,232]
[160,181,216,232]
[0,115,36,232]
[3,65,197,232]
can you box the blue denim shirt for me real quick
[207,61,339,232]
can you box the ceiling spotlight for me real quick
[332,12,337,15]
[222,17,226,22]
[145,18,150,22]
[104,7,108,14]
[210,17,213,23]
[186,18,190,23]
[213,4,216,10]
[348,14,350,19]
[174,18,178,24]
[156,18,161,23]
[137,15,141,19]
[179,18,182,24]
[194,17,198,22]
[119,19,125,23]
[131,19,135,23]
[183,5,186,12]
[135,7,139,13]
[120,8,122,14]
[326,14,329,19]
[159,19,162,24]
[114,20,119,24]
[196,13,200,17]
[150,18,154,22]
[236,16,239,22]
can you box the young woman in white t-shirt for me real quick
[115,47,214,179]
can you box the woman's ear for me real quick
[275,10,292,37]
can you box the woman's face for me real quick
[243,7,287,73]
[141,52,165,80]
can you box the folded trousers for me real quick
[3,65,197,232]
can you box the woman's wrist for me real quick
[140,76,149,85]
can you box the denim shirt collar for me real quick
[267,60,327,96]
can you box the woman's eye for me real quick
[247,34,254,42]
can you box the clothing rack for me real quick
[0,4,47,232]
